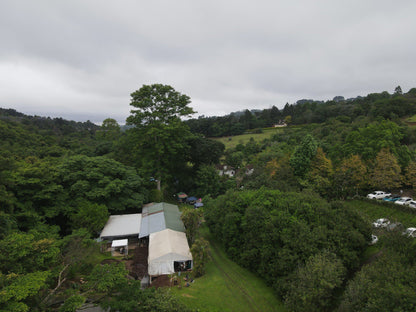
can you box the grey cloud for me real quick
[0,0,416,122]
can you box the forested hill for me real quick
[186,87,416,137]
[0,108,99,134]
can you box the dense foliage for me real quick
[205,189,371,310]
[3,85,416,311]
[186,87,416,137]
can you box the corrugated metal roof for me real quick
[139,202,185,238]
[139,211,166,238]
[100,213,141,239]
[164,205,185,233]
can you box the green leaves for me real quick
[0,232,59,274]
[125,84,196,191]
[127,84,195,126]
[285,251,346,312]
[85,263,128,293]
[0,271,49,312]
[290,134,318,177]
[58,155,147,213]
[205,189,370,301]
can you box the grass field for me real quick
[405,114,416,123]
[172,227,285,312]
[213,128,284,150]
[344,198,416,228]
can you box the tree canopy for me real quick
[126,84,196,193]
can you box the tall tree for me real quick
[334,155,367,197]
[370,148,402,190]
[290,134,318,177]
[126,84,195,192]
[405,161,416,188]
[307,147,333,196]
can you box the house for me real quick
[217,165,236,177]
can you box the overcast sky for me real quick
[1,0,416,124]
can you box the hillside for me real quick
[2,86,416,311]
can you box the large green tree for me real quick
[126,84,195,192]
[370,148,402,190]
[289,134,318,177]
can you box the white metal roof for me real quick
[100,213,142,239]
[148,229,192,276]
[139,211,166,238]
[111,239,128,248]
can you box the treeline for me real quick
[205,189,371,311]
[205,189,416,311]
[0,104,222,310]
[186,87,416,137]
[217,118,416,200]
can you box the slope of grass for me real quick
[213,128,283,150]
[344,198,416,228]
[172,227,285,312]
[405,114,416,123]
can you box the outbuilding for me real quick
[148,229,192,278]
[100,213,142,241]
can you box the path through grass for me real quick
[173,228,285,312]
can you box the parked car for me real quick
[409,201,416,209]
[373,218,390,228]
[367,191,391,199]
[403,227,416,238]
[394,197,413,206]
[383,194,401,202]
[386,222,403,232]
[369,234,378,245]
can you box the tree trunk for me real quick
[157,178,161,191]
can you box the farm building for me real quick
[100,213,142,240]
[99,203,192,280]
[148,229,193,276]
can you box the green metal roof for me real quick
[140,202,185,237]
[163,203,185,233]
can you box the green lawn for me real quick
[213,128,284,150]
[405,114,416,123]
[172,227,285,312]
[344,199,416,228]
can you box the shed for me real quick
[148,229,192,276]
[100,213,142,240]
[111,239,128,256]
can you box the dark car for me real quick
[383,194,401,202]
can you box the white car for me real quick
[367,191,391,199]
[369,234,378,245]
[403,227,416,238]
[394,197,413,206]
[373,218,390,228]
[409,201,416,209]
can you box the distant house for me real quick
[217,165,236,177]
[273,120,287,127]
[245,164,254,176]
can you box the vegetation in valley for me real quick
[2,85,416,311]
